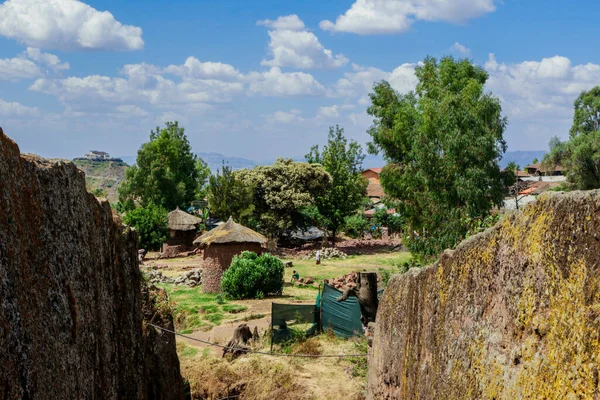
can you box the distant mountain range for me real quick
[499,151,547,169]
[118,150,545,172]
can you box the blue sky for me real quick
[1,0,600,161]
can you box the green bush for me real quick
[343,214,369,238]
[122,203,168,250]
[221,252,284,299]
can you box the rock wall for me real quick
[368,191,600,399]
[0,129,184,399]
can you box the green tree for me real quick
[532,158,539,164]
[122,203,168,250]
[571,86,600,137]
[207,163,254,222]
[118,121,210,211]
[542,87,600,189]
[236,159,331,238]
[343,213,369,239]
[366,56,508,259]
[306,125,368,244]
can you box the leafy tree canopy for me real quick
[207,163,254,222]
[366,56,508,258]
[236,158,331,238]
[306,125,368,243]
[118,121,210,211]
[122,203,168,251]
[543,87,600,189]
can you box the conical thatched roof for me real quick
[194,217,267,247]
[168,207,202,231]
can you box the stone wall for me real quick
[202,243,263,293]
[368,191,600,399]
[0,129,184,399]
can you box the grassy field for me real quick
[161,251,411,399]
[156,284,252,333]
[152,251,412,333]
[282,252,412,282]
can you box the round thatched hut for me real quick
[165,207,202,249]
[194,217,267,293]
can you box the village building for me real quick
[74,150,123,162]
[362,168,385,204]
[525,163,565,176]
[194,217,267,293]
[164,207,202,249]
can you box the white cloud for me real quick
[247,67,325,96]
[320,0,496,34]
[450,42,470,55]
[0,56,41,81]
[331,62,420,103]
[257,14,305,31]
[260,15,348,69]
[317,105,341,119]
[484,54,590,122]
[24,48,70,71]
[265,109,304,124]
[30,61,244,107]
[0,98,39,117]
[164,57,242,81]
[0,0,143,51]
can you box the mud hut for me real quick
[165,207,202,248]
[194,217,267,293]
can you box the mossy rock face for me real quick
[368,191,600,400]
[0,130,183,399]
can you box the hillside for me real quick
[72,159,128,203]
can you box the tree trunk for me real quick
[337,272,379,327]
[222,323,253,358]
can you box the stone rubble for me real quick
[146,268,203,287]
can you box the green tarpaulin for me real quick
[320,284,363,339]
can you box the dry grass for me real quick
[178,334,368,400]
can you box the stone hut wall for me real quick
[368,191,600,399]
[202,242,263,293]
[165,229,197,248]
[0,129,184,400]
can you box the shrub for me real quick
[344,214,369,238]
[122,203,168,250]
[221,252,284,299]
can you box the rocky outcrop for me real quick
[146,268,202,287]
[369,191,600,399]
[0,129,184,399]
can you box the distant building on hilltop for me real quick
[75,150,123,162]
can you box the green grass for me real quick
[176,341,200,360]
[156,284,246,332]
[222,304,248,314]
[283,252,411,282]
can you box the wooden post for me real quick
[270,302,274,354]
[337,271,379,328]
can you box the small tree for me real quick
[344,214,369,239]
[220,252,284,299]
[236,159,331,239]
[306,125,368,245]
[118,121,210,211]
[207,163,254,222]
[122,203,168,250]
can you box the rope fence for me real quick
[147,323,368,358]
